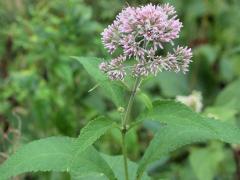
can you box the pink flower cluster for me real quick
[100,3,192,80]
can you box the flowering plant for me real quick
[100,4,192,80]
[0,3,240,180]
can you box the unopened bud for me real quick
[118,107,125,113]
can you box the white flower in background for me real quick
[176,91,203,112]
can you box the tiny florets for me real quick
[100,3,192,80]
[99,55,126,80]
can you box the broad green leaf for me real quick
[72,57,107,82]
[72,117,116,163]
[204,106,237,124]
[71,154,150,180]
[189,143,225,180]
[73,56,126,107]
[70,147,116,179]
[0,137,115,180]
[0,117,116,180]
[136,100,240,178]
[0,137,73,180]
[75,116,116,151]
[215,78,240,110]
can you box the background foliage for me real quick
[1,0,240,179]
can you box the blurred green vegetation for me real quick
[0,0,240,179]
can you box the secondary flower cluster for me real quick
[100,3,192,80]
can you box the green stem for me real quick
[121,77,141,180]
[121,132,129,180]
[122,77,141,130]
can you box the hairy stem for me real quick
[121,77,141,180]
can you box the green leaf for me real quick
[0,117,116,180]
[72,57,107,82]
[0,137,115,180]
[189,143,225,180]
[70,147,116,180]
[73,56,126,107]
[73,117,116,159]
[71,154,150,180]
[0,137,72,180]
[215,78,240,110]
[204,106,237,124]
[136,100,240,178]
[137,92,153,110]
[102,154,150,180]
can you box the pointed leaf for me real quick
[136,100,240,178]
[137,92,153,110]
[70,117,116,166]
[0,137,115,180]
[0,117,116,180]
[73,56,126,107]
[70,147,116,180]
[75,116,115,152]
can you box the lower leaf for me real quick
[0,137,115,180]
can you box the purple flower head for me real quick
[100,3,192,80]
